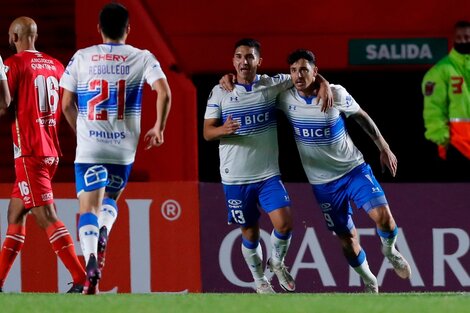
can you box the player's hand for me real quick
[144,127,164,150]
[222,114,240,135]
[317,81,333,112]
[219,74,236,91]
[380,148,397,177]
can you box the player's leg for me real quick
[96,163,131,271]
[261,176,295,292]
[75,164,109,294]
[0,198,27,291]
[312,171,378,293]
[368,205,411,279]
[30,204,86,291]
[350,163,411,280]
[336,229,378,293]
[26,157,86,292]
[223,182,273,293]
[240,223,274,293]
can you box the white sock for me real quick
[270,229,292,265]
[241,242,266,285]
[78,213,99,265]
[98,198,118,235]
[353,259,377,285]
[380,235,399,257]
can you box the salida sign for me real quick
[349,38,448,65]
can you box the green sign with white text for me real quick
[349,38,448,65]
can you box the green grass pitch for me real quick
[1,293,469,313]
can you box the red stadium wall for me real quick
[135,0,470,73]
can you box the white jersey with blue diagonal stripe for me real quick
[60,43,166,165]
[205,74,292,184]
[277,84,364,184]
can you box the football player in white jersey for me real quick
[204,38,295,293]
[60,3,171,294]
[204,39,333,293]
[277,49,411,293]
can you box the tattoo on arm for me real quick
[351,110,389,151]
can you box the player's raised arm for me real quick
[61,88,78,134]
[350,109,397,177]
[144,78,172,150]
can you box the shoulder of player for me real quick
[258,73,289,83]
[278,85,296,100]
[208,84,230,103]
[330,84,348,99]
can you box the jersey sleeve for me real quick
[332,85,360,117]
[204,85,225,119]
[270,73,293,91]
[142,50,167,88]
[59,51,80,92]
[4,57,20,97]
[422,65,449,146]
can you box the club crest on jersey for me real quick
[425,81,435,96]
[345,94,353,107]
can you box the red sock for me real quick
[46,221,86,284]
[0,224,25,288]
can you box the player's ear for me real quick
[97,24,101,35]
[126,24,131,35]
[258,57,263,67]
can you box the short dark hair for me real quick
[99,2,129,40]
[234,38,261,56]
[287,49,316,65]
[455,20,470,29]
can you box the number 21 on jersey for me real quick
[87,79,126,121]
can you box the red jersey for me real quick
[4,50,64,157]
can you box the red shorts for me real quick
[12,156,59,209]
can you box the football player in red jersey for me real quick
[0,16,86,293]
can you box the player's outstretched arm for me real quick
[144,78,172,150]
[0,55,11,110]
[61,89,78,133]
[351,109,397,177]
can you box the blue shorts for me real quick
[312,163,388,235]
[223,175,291,227]
[75,163,133,195]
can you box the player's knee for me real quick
[31,204,58,229]
[274,222,293,235]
